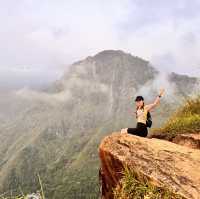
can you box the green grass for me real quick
[113,165,184,199]
[151,96,200,139]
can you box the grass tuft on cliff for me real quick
[113,165,184,199]
[0,174,45,199]
[151,96,200,139]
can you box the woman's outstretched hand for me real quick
[159,88,165,97]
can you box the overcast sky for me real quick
[0,0,200,89]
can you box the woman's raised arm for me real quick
[145,89,165,111]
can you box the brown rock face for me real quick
[172,134,200,149]
[98,132,200,199]
[150,133,200,150]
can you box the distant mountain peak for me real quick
[60,49,158,90]
[72,50,149,67]
[94,49,127,57]
[93,49,148,63]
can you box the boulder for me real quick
[98,132,200,199]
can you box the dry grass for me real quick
[151,96,200,139]
[113,165,184,199]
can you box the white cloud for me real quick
[0,0,199,90]
[15,87,72,105]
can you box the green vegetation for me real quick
[1,95,199,198]
[151,96,200,139]
[0,120,118,199]
[113,165,184,199]
[0,174,45,199]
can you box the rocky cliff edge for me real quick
[98,132,200,199]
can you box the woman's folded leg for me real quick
[127,127,148,137]
[127,127,140,135]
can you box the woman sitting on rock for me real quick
[121,88,165,137]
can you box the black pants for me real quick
[127,122,148,137]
